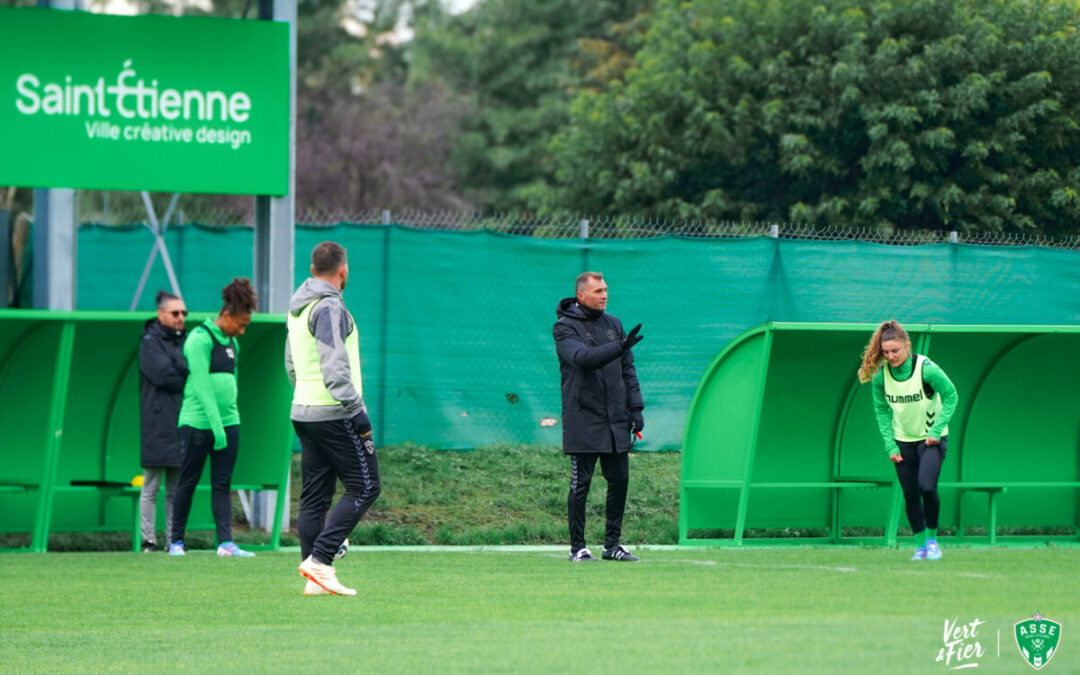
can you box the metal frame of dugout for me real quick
[679,322,1080,547]
[0,310,293,553]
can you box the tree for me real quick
[542,0,1080,236]
[410,0,651,210]
[296,81,468,211]
[291,0,471,211]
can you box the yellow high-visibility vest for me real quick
[883,355,946,441]
[286,298,363,406]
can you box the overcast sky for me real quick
[446,0,479,13]
[89,0,481,16]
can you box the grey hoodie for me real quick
[285,278,366,422]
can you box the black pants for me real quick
[294,419,381,565]
[568,448,629,553]
[170,425,240,545]
[894,437,947,535]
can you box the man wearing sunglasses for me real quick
[137,290,189,552]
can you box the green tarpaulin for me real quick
[71,224,1080,449]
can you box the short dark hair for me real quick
[221,277,257,316]
[155,290,180,309]
[575,271,603,293]
[312,241,348,276]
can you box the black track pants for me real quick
[894,437,948,534]
[567,449,629,553]
[294,419,381,564]
[171,425,240,545]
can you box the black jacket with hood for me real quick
[553,298,643,454]
[139,317,189,467]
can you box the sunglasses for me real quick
[169,310,189,317]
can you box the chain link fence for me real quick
[76,197,1080,249]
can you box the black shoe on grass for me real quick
[569,547,599,562]
[602,544,639,562]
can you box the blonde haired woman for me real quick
[859,320,958,560]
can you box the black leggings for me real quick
[894,437,947,535]
[170,425,240,545]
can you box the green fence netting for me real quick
[70,223,1080,450]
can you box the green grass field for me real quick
[3,546,1078,673]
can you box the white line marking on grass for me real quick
[888,569,997,579]
[720,563,858,573]
[652,557,855,570]
[542,554,718,566]
[541,554,857,572]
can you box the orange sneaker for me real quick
[298,556,356,596]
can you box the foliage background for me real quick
[8,0,1080,236]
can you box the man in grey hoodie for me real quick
[286,241,380,597]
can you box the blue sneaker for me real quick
[217,541,255,558]
[167,541,185,556]
[910,547,927,561]
[926,539,942,560]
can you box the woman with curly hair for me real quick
[859,320,958,561]
[168,278,258,558]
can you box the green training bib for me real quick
[883,354,946,442]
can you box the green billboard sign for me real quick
[0,6,289,195]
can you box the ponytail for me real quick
[858,320,909,383]
[220,277,257,317]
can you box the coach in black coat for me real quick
[137,291,189,550]
[140,317,188,463]
[553,271,644,563]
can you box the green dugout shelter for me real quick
[0,310,293,552]
[680,323,1080,547]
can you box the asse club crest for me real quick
[1014,612,1062,670]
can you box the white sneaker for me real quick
[303,580,331,596]
[298,556,357,596]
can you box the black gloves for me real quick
[351,409,373,438]
[629,409,644,435]
[621,323,644,351]
[351,409,376,454]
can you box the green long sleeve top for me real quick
[870,353,957,455]
[177,319,240,449]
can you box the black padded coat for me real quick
[553,298,643,454]
[138,318,188,467]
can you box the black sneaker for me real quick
[602,544,639,562]
[141,542,158,553]
[569,547,599,562]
